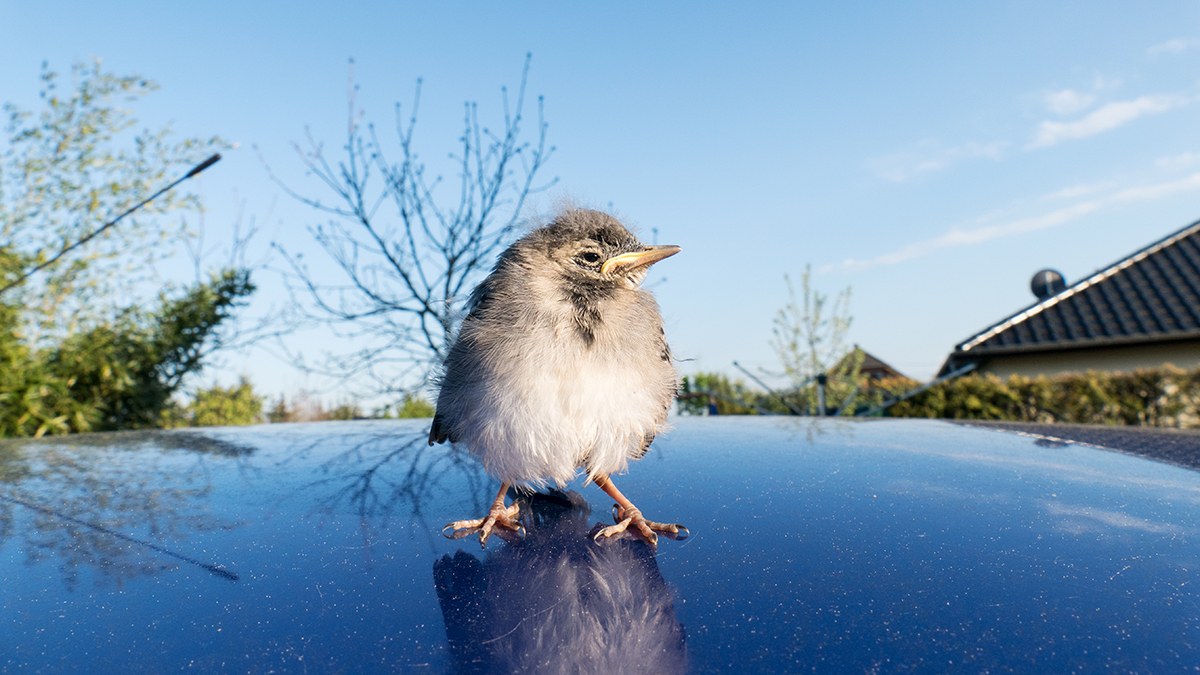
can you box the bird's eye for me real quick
[580,252,602,264]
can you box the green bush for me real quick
[0,269,254,437]
[373,394,436,419]
[888,367,1200,427]
[171,378,264,428]
[673,367,1200,427]
[396,394,436,419]
[0,301,92,436]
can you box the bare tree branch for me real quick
[263,55,555,398]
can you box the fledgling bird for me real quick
[430,207,686,547]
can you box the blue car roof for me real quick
[3,417,1198,673]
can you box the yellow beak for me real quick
[600,245,682,276]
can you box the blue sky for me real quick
[5,1,1200,401]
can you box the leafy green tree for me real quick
[1,59,222,335]
[0,269,255,436]
[0,60,249,438]
[50,268,254,431]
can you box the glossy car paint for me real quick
[2,418,1198,673]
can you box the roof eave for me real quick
[952,328,1200,360]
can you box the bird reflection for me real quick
[434,490,687,675]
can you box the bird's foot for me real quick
[593,504,688,546]
[442,501,524,548]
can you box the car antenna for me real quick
[0,153,222,296]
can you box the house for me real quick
[938,218,1200,379]
[836,346,910,381]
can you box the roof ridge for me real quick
[958,217,1200,352]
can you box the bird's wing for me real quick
[428,410,451,445]
[657,324,673,365]
[427,262,515,446]
[429,278,496,447]
[629,431,656,459]
[463,274,495,317]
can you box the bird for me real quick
[429,207,686,547]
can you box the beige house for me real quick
[939,219,1200,379]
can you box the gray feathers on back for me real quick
[429,208,678,488]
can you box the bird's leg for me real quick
[591,474,688,546]
[442,482,525,548]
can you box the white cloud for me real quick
[1028,95,1184,149]
[1156,150,1200,170]
[1040,180,1116,201]
[827,172,1200,272]
[1147,37,1200,56]
[1045,88,1095,115]
[868,141,1006,183]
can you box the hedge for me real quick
[882,366,1200,428]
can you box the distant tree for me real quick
[264,392,429,423]
[0,59,223,336]
[177,377,264,427]
[266,391,334,423]
[771,265,862,414]
[373,393,436,419]
[267,55,555,398]
[328,401,363,421]
[266,396,292,423]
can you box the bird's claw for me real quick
[593,504,688,546]
[442,502,524,548]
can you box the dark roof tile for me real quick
[952,218,1200,360]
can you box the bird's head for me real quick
[526,209,681,290]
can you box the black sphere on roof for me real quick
[1031,269,1066,300]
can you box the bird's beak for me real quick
[601,245,682,276]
